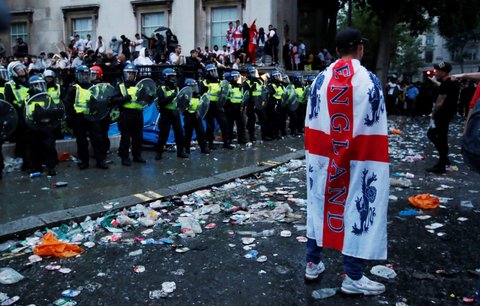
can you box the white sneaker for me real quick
[341,275,386,295]
[304,261,325,281]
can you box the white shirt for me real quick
[84,39,93,50]
[169,52,185,65]
[133,38,144,52]
[74,40,84,52]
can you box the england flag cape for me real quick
[304,59,389,260]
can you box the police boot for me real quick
[177,148,189,159]
[223,141,236,150]
[96,160,109,169]
[208,142,217,150]
[133,157,146,164]
[78,162,89,170]
[122,158,132,166]
[200,144,210,154]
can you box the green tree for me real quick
[437,0,480,72]
[350,0,442,86]
[391,31,424,81]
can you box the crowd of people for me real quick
[0,55,312,180]
[384,74,476,119]
[2,20,336,82]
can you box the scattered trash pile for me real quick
[386,117,479,304]
[0,159,311,305]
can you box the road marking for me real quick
[134,193,152,201]
[145,191,163,198]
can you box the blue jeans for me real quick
[306,238,364,280]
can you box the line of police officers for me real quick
[0,61,311,180]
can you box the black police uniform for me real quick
[155,84,188,159]
[4,78,30,169]
[183,92,209,154]
[111,80,145,165]
[200,78,233,149]
[226,81,246,144]
[27,87,60,175]
[64,82,108,169]
[243,77,266,141]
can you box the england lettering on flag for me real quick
[304,59,389,260]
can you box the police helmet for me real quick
[246,66,257,78]
[123,64,138,82]
[7,61,27,79]
[270,70,282,82]
[230,70,240,83]
[0,66,8,81]
[184,78,198,93]
[90,65,103,81]
[75,65,91,85]
[29,75,47,94]
[282,73,290,84]
[205,64,218,79]
[223,71,231,82]
[43,69,55,79]
[292,72,303,85]
[162,68,177,86]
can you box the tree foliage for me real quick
[347,0,442,85]
[437,0,480,69]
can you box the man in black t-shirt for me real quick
[426,61,460,174]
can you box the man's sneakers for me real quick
[304,261,325,282]
[341,275,385,296]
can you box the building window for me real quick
[425,50,433,63]
[211,6,238,49]
[10,22,28,44]
[142,12,166,47]
[465,48,477,61]
[425,35,434,46]
[72,18,93,39]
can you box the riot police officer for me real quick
[0,66,8,176]
[112,64,146,166]
[226,70,246,144]
[25,75,60,175]
[64,65,108,170]
[0,66,8,100]
[243,66,266,142]
[155,68,188,160]
[265,70,284,139]
[4,61,30,169]
[183,78,209,155]
[292,73,307,134]
[200,64,234,149]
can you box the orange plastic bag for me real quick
[34,232,84,258]
[408,193,440,209]
[390,128,404,135]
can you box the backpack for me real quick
[462,99,480,173]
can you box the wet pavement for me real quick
[0,115,479,305]
[0,136,303,225]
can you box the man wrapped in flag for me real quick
[304,27,389,296]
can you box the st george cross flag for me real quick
[304,59,389,260]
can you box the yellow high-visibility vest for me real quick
[47,84,61,105]
[161,85,178,110]
[119,83,142,110]
[272,83,284,100]
[6,81,29,107]
[202,81,220,102]
[229,86,243,104]
[74,84,91,114]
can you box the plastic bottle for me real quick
[29,172,41,178]
[52,181,68,187]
